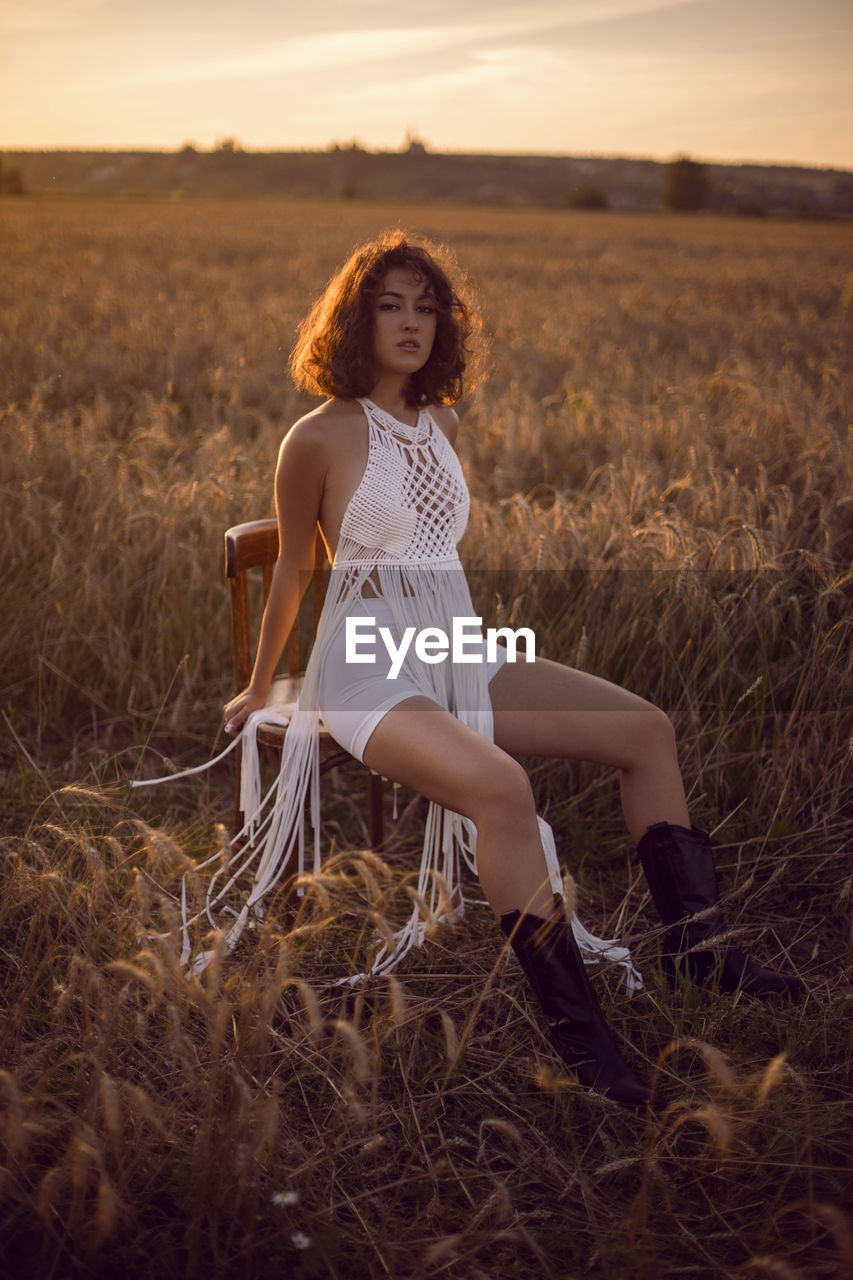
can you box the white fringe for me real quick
[131,556,642,995]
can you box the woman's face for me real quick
[371,267,438,382]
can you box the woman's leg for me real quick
[360,689,657,1108]
[488,656,690,843]
[360,695,557,919]
[488,658,803,998]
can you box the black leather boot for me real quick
[637,822,804,998]
[500,895,656,1110]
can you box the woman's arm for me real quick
[224,419,327,733]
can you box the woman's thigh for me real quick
[488,655,671,769]
[361,695,532,822]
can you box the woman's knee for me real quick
[468,751,536,826]
[623,703,678,767]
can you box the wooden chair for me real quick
[225,518,384,849]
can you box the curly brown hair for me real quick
[290,230,480,408]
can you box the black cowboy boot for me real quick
[500,895,656,1110]
[637,822,804,998]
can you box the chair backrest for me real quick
[224,519,326,689]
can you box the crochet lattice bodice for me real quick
[336,399,470,566]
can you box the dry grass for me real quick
[1,198,851,1278]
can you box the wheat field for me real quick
[1,197,852,1279]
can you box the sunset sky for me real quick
[2,0,851,167]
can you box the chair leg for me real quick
[368,772,384,850]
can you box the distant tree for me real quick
[792,192,834,221]
[832,175,853,217]
[0,159,25,195]
[402,131,428,155]
[565,182,607,210]
[662,156,710,212]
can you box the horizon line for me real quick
[1,143,851,173]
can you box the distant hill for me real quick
[2,145,850,217]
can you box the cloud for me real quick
[88,25,477,91]
[84,0,701,93]
[1,0,695,39]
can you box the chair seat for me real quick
[255,672,334,749]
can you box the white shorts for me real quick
[319,596,507,763]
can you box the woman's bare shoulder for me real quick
[281,398,364,456]
[429,403,459,444]
[285,398,364,446]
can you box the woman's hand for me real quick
[223,687,269,736]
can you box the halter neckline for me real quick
[359,397,430,443]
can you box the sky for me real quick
[2,0,851,167]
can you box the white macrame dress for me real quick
[134,398,641,991]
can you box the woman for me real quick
[222,230,802,1110]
